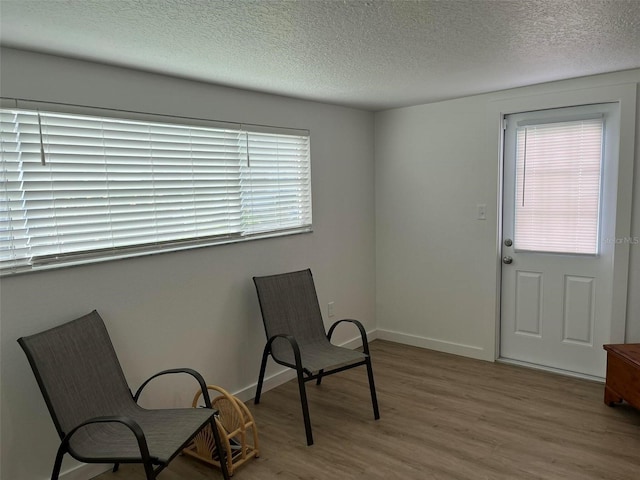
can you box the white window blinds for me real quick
[514,118,603,255]
[240,132,312,235]
[0,108,311,272]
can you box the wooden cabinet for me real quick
[603,343,640,409]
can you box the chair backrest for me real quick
[18,310,134,438]
[253,269,328,349]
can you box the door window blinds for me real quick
[0,108,311,272]
[514,118,603,254]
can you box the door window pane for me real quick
[514,118,603,254]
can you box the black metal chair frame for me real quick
[253,270,380,446]
[18,315,230,480]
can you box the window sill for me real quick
[0,227,313,277]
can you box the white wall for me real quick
[375,69,640,362]
[0,48,375,480]
[2,47,638,480]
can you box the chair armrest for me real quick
[327,319,371,355]
[266,333,308,374]
[62,415,154,464]
[134,368,212,408]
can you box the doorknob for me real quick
[503,256,513,264]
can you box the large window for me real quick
[0,106,311,273]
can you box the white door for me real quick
[500,103,620,378]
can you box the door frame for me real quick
[486,83,637,362]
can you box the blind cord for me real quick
[521,128,527,207]
[245,131,251,167]
[37,111,46,165]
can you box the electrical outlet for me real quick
[477,204,487,220]
[328,301,335,317]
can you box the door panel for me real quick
[562,275,595,345]
[514,271,542,336]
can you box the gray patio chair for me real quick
[18,310,229,480]
[253,269,379,446]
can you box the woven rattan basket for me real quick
[183,385,259,476]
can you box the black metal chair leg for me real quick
[296,365,314,446]
[209,416,231,480]
[365,357,380,420]
[254,345,270,404]
[316,369,324,385]
[51,445,66,480]
[113,463,120,472]
[142,460,156,480]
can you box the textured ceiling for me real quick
[1,0,639,111]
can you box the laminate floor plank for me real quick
[93,340,640,480]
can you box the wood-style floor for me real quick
[93,340,640,480]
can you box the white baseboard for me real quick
[234,367,297,403]
[57,329,377,480]
[376,328,487,360]
[60,463,111,480]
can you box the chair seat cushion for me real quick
[272,339,367,373]
[68,406,215,464]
